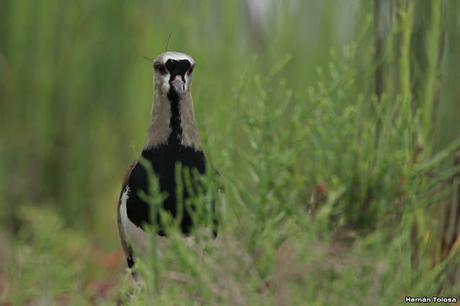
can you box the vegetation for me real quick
[0,0,459,305]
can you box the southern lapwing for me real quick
[117,51,217,271]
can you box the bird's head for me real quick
[153,51,195,100]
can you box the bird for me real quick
[117,51,218,271]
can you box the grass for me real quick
[1,0,460,305]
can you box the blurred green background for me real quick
[0,0,459,305]
[0,0,371,243]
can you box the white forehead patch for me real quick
[156,51,195,65]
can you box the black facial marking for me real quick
[165,59,193,144]
[165,59,191,78]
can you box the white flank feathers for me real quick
[119,186,149,255]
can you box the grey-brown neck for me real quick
[144,84,201,150]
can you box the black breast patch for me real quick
[126,144,207,235]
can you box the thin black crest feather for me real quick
[142,55,153,62]
[140,33,172,64]
[165,33,172,51]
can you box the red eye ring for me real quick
[154,62,167,75]
[188,65,195,74]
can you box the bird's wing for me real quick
[117,161,138,267]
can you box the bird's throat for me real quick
[168,95,183,145]
[144,92,201,150]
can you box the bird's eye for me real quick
[188,65,195,74]
[158,65,167,75]
[154,63,167,75]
